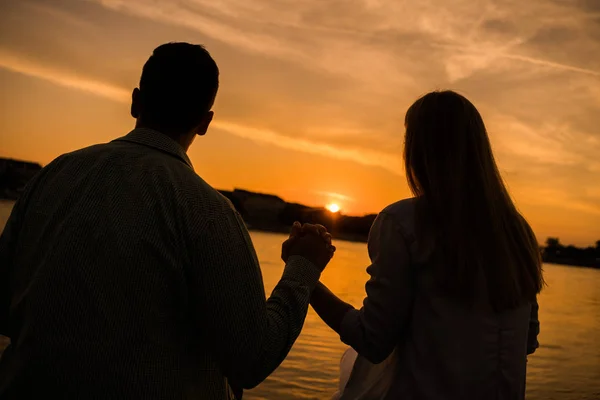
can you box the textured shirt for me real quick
[0,128,320,399]
[339,198,540,400]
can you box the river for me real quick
[1,201,599,399]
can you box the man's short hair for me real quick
[139,42,219,134]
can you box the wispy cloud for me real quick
[212,121,403,175]
[93,0,600,82]
[0,50,130,103]
[501,53,600,77]
[0,50,401,173]
[314,191,355,203]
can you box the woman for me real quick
[310,91,544,400]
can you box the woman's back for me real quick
[383,198,538,400]
[312,91,542,400]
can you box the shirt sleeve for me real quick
[0,199,22,336]
[339,211,414,364]
[0,169,43,336]
[188,202,321,390]
[527,298,540,355]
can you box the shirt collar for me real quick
[112,128,194,170]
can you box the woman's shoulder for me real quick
[378,198,419,241]
[378,198,435,262]
[381,197,418,218]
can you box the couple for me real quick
[0,43,543,400]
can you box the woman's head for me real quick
[403,90,543,311]
[404,91,496,200]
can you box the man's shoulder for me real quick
[48,140,232,214]
[39,143,109,171]
[181,174,227,203]
[49,141,125,163]
[171,171,235,217]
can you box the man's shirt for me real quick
[0,128,320,399]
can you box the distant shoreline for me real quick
[541,255,599,270]
[246,226,368,244]
[1,155,598,269]
[1,198,597,269]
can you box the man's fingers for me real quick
[302,223,329,236]
[281,238,292,255]
[299,223,334,248]
[289,221,302,238]
[301,223,321,236]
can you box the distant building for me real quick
[0,158,43,200]
[232,189,286,226]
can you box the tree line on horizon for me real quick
[542,238,600,268]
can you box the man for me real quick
[0,42,334,399]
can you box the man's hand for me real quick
[281,222,302,263]
[281,222,336,271]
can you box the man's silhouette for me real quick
[0,42,333,399]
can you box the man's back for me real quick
[1,42,333,400]
[0,129,237,398]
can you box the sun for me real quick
[326,203,340,213]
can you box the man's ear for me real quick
[131,88,141,119]
[195,111,214,136]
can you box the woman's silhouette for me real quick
[309,90,544,400]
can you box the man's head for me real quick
[131,42,219,145]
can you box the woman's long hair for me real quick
[404,91,544,311]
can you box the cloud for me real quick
[92,0,600,82]
[89,0,600,152]
[211,121,403,175]
[314,191,355,203]
[6,0,600,165]
[501,53,600,77]
[1,0,599,242]
[0,49,401,174]
[0,50,130,103]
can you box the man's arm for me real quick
[188,205,322,390]
[0,178,41,336]
[0,160,58,336]
[311,212,414,364]
[0,199,23,336]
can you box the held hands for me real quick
[281,222,336,271]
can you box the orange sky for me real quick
[1,0,599,246]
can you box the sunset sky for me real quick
[1,0,599,246]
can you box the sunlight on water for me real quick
[0,203,598,399]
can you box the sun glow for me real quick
[326,203,341,213]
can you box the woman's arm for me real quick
[310,282,354,335]
[310,212,414,364]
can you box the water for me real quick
[1,202,599,399]
[246,232,600,400]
